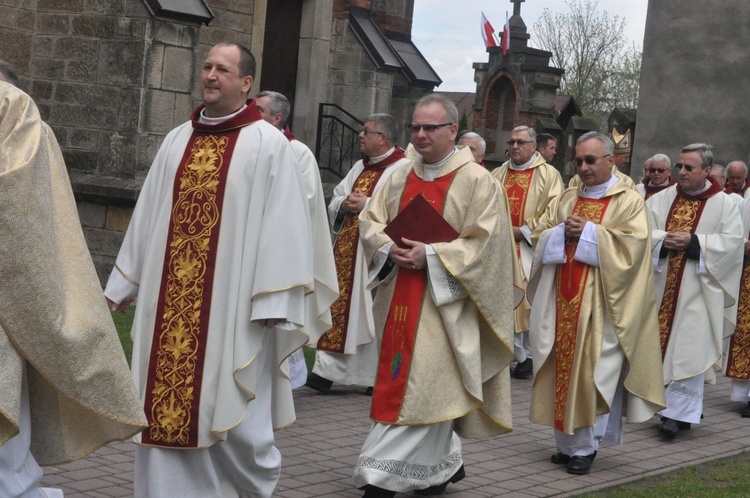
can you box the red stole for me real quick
[283,125,296,141]
[504,168,536,258]
[656,182,721,357]
[643,177,675,200]
[142,101,262,448]
[370,168,459,423]
[727,255,750,379]
[554,197,611,431]
[318,147,407,353]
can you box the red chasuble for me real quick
[643,177,676,200]
[141,101,263,448]
[370,168,459,423]
[318,148,407,353]
[656,181,721,358]
[727,249,750,380]
[554,197,611,431]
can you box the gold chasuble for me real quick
[319,147,406,354]
[359,147,515,439]
[528,180,665,434]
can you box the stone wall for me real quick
[634,0,750,169]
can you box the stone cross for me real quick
[512,0,524,16]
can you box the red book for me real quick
[384,194,459,248]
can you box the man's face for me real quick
[458,136,485,164]
[613,153,630,172]
[575,138,615,187]
[508,130,536,165]
[254,96,282,129]
[201,45,253,118]
[676,151,710,191]
[359,120,387,156]
[708,169,726,188]
[538,139,557,163]
[410,102,457,163]
[727,163,747,191]
[649,160,672,185]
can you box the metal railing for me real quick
[315,103,364,183]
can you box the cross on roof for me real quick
[511,0,524,17]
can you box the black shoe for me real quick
[361,485,395,498]
[566,453,596,475]
[659,417,679,439]
[414,465,466,495]
[677,421,692,430]
[742,402,750,418]
[365,386,374,396]
[512,358,533,379]
[550,452,571,465]
[305,372,333,394]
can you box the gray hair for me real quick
[577,131,614,155]
[711,164,727,178]
[459,132,486,154]
[728,160,749,176]
[366,113,398,145]
[512,126,536,142]
[650,153,671,168]
[415,94,459,124]
[0,59,19,87]
[256,90,291,127]
[681,143,713,168]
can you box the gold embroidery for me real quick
[728,261,750,379]
[657,197,700,355]
[503,170,534,227]
[147,134,228,445]
[319,169,381,352]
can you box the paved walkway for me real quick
[42,374,750,497]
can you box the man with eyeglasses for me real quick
[708,164,744,206]
[646,143,743,440]
[491,125,563,380]
[637,154,675,200]
[353,94,515,497]
[528,131,666,475]
[726,161,750,197]
[307,114,409,395]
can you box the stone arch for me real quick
[479,72,520,157]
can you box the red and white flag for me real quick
[502,11,510,55]
[481,12,499,48]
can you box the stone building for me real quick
[1,0,440,281]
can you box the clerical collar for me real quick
[582,174,618,199]
[684,180,711,196]
[653,178,671,187]
[423,147,457,169]
[198,104,248,125]
[510,152,538,170]
[369,146,395,164]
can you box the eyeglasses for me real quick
[409,123,453,133]
[507,139,535,146]
[574,154,611,167]
[647,168,669,173]
[674,163,697,172]
[361,128,385,136]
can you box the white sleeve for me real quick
[573,221,600,267]
[519,224,533,246]
[541,224,568,265]
[367,242,396,290]
[251,287,306,330]
[425,245,467,306]
[652,238,666,272]
[104,266,139,304]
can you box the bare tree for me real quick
[532,0,641,119]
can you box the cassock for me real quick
[647,180,743,423]
[637,177,676,200]
[312,147,409,386]
[726,195,750,404]
[492,152,563,366]
[0,82,146,496]
[528,175,665,448]
[353,147,515,492]
[283,129,339,388]
[104,100,317,497]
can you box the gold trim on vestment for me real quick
[115,264,140,287]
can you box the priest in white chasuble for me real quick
[352,94,515,498]
[0,81,147,498]
[491,125,563,379]
[307,113,409,394]
[647,143,744,439]
[528,132,665,476]
[104,43,318,498]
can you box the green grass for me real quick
[582,452,750,497]
[111,307,135,365]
